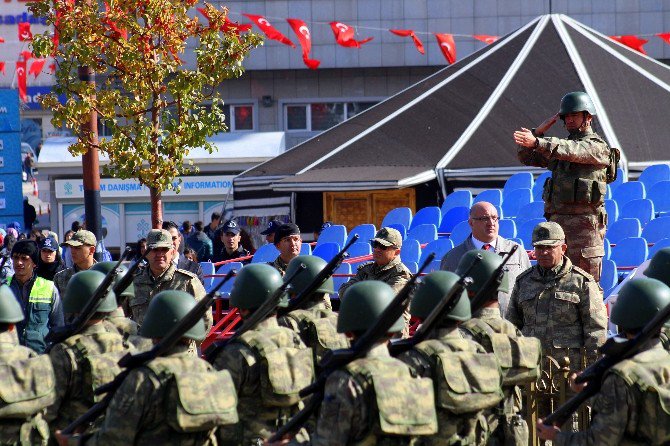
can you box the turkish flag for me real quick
[390,29,425,54]
[329,21,372,48]
[287,19,320,69]
[29,58,46,78]
[244,14,295,47]
[16,61,27,102]
[48,63,56,74]
[0,62,5,75]
[435,33,456,64]
[223,17,252,34]
[0,38,4,43]
[610,35,648,54]
[18,22,33,41]
[473,34,499,44]
[21,51,33,62]
[657,33,670,46]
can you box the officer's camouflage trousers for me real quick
[549,211,606,282]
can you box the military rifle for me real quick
[388,253,480,357]
[46,247,132,348]
[469,245,518,314]
[60,270,236,435]
[112,247,151,296]
[268,253,435,443]
[278,234,359,317]
[543,300,670,427]
[203,263,307,362]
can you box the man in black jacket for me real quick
[162,221,204,284]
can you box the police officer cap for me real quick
[532,222,565,247]
[221,220,241,235]
[261,220,283,235]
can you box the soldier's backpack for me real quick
[238,328,314,407]
[280,309,349,364]
[462,319,542,386]
[147,357,239,433]
[414,338,504,414]
[0,353,56,418]
[346,356,438,440]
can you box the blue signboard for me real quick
[25,86,67,111]
[0,90,25,226]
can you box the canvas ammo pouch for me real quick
[287,309,349,364]
[239,328,314,407]
[0,354,55,418]
[148,359,239,433]
[347,357,438,437]
[416,339,503,414]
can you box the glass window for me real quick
[310,103,344,131]
[287,105,308,130]
[233,105,253,130]
[346,102,377,118]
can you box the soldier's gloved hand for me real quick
[535,113,559,135]
[536,419,561,441]
[569,372,588,393]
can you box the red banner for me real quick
[29,58,46,78]
[390,29,425,54]
[244,14,295,47]
[16,60,27,102]
[287,19,320,69]
[473,34,499,44]
[610,35,648,54]
[0,62,5,75]
[329,21,372,48]
[435,33,456,64]
[18,22,32,41]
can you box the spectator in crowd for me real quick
[204,211,221,241]
[162,221,204,284]
[440,201,530,316]
[313,221,333,242]
[71,221,82,233]
[7,222,21,234]
[23,152,35,181]
[186,221,213,262]
[180,220,193,237]
[53,230,97,297]
[213,220,250,264]
[0,232,16,278]
[29,228,42,242]
[183,247,198,263]
[260,219,282,245]
[23,198,37,232]
[36,235,65,281]
[61,230,74,268]
[268,223,302,276]
[239,228,256,255]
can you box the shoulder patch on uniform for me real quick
[571,265,595,282]
[175,268,198,279]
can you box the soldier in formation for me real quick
[54,230,98,296]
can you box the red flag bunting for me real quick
[435,33,456,64]
[52,11,60,55]
[287,19,320,69]
[21,51,33,62]
[48,63,56,74]
[657,33,670,45]
[610,35,648,54]
[329,21,372,48]
[0,37,4,43]
[473,34,499,44]
[244,14,295,47]
[223,17,252,34]
[18,22,32,41]
[16,61,27,102]
[0,62,5,75]
[29,59,46,79]
[390,29,425,54]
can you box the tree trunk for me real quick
[150,186,163,229]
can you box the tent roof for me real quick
[236,14,670,195]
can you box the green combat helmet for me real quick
[455,250,510,296]
[140,290,205,341]
[337,281,403,334]
[611,278,670,332]
[410,271,470,322]
[63,270,117,314]
[91,261,135,300]
[559,91,596,117]
[0,284,24,323]
[230,263,285,310]
[284,255,334,296]
[644,248,670,288]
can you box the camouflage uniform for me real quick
[53,262,96,299]
[662,326,670,352]
[554,339,670,445]
[0,329,54,445]
[518,129,612,281]
[81,344,238,445]
[46,322,136,435]
[103,308,153,351]
[268,255,289,276]
[398,326,500,445]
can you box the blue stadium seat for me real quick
[612,181,646,208]
[600,259,617,297]
[251,244,279,263]
[605,184,612,200]
[387,223,407,240]
[516,201,545,224]
[200,262,215,291]
[605,199,619,223]
[332,263,352,298]
[400,238,421,264]
[405,261,418,274]
[611,237,648,268]
[440,190,472,215]
[407,224,438,245]
[648,181,670,215]
[419,238,454,265]
[312,242,339,262]
[300,243,312,255]
[409,206,441,231]
[503,172,534,197]
[347,242,372,259]
[517,218,546,248]
[213,262,242,295]
[532,171,551,201]
[606,218,642,244]
[427,259,443,273]
[511,237,525,249]
[438,206,469,234]
[501,188,532,219]
[345,223,376,245]
[621,199,655,227]
[649,237,670,259]
[639,164,670,192]
[603,237,611,260]
[498,219,517,239]
[641,216,670,243]
[316,225,346,250]
[608,167,626,192]
[382,207,413,230]
[449,221,471,246]
[473,189,503,206]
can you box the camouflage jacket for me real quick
[53,262,96,297]
[338,256,411,298]
[268,255,289,276]
[103,308,153,351]
[82,344,236,445]
[505,257,607,365]
[0,330,54,445]
[131,263,211,332]
[555,340,670,446]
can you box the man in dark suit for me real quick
[162,221,204,285]
[440,201,530,316]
